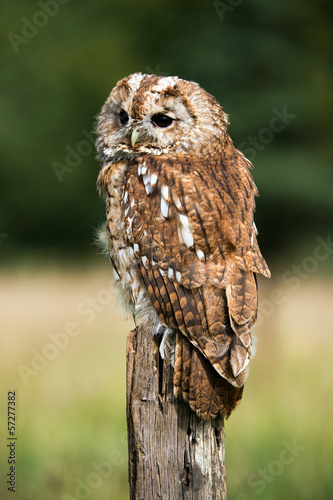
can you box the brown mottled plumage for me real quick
[96,73,270,419]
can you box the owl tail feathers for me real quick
[173,333,243,420]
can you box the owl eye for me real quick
[119,109,129,125]
[151,113,174,128]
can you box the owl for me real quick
[96,73,270,420]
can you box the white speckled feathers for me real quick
[96,73,270,419]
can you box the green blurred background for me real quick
[1,1,332,499]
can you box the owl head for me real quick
[96,73,230,163]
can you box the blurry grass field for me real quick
[0,263,332,500]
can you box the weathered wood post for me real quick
[126,324,227,500]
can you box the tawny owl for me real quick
[96,73,270,420]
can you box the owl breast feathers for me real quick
[96,73,270,419]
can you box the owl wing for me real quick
[100,141,270,418]
[126,141,270,287]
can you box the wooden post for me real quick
[126,324,227,500]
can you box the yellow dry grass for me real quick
[0,263,332,499]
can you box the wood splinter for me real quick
[126,324,227,500]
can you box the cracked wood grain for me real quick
[126,325,227,499]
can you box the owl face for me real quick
[96,73,229,163]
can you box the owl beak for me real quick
[131,129,141,147]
